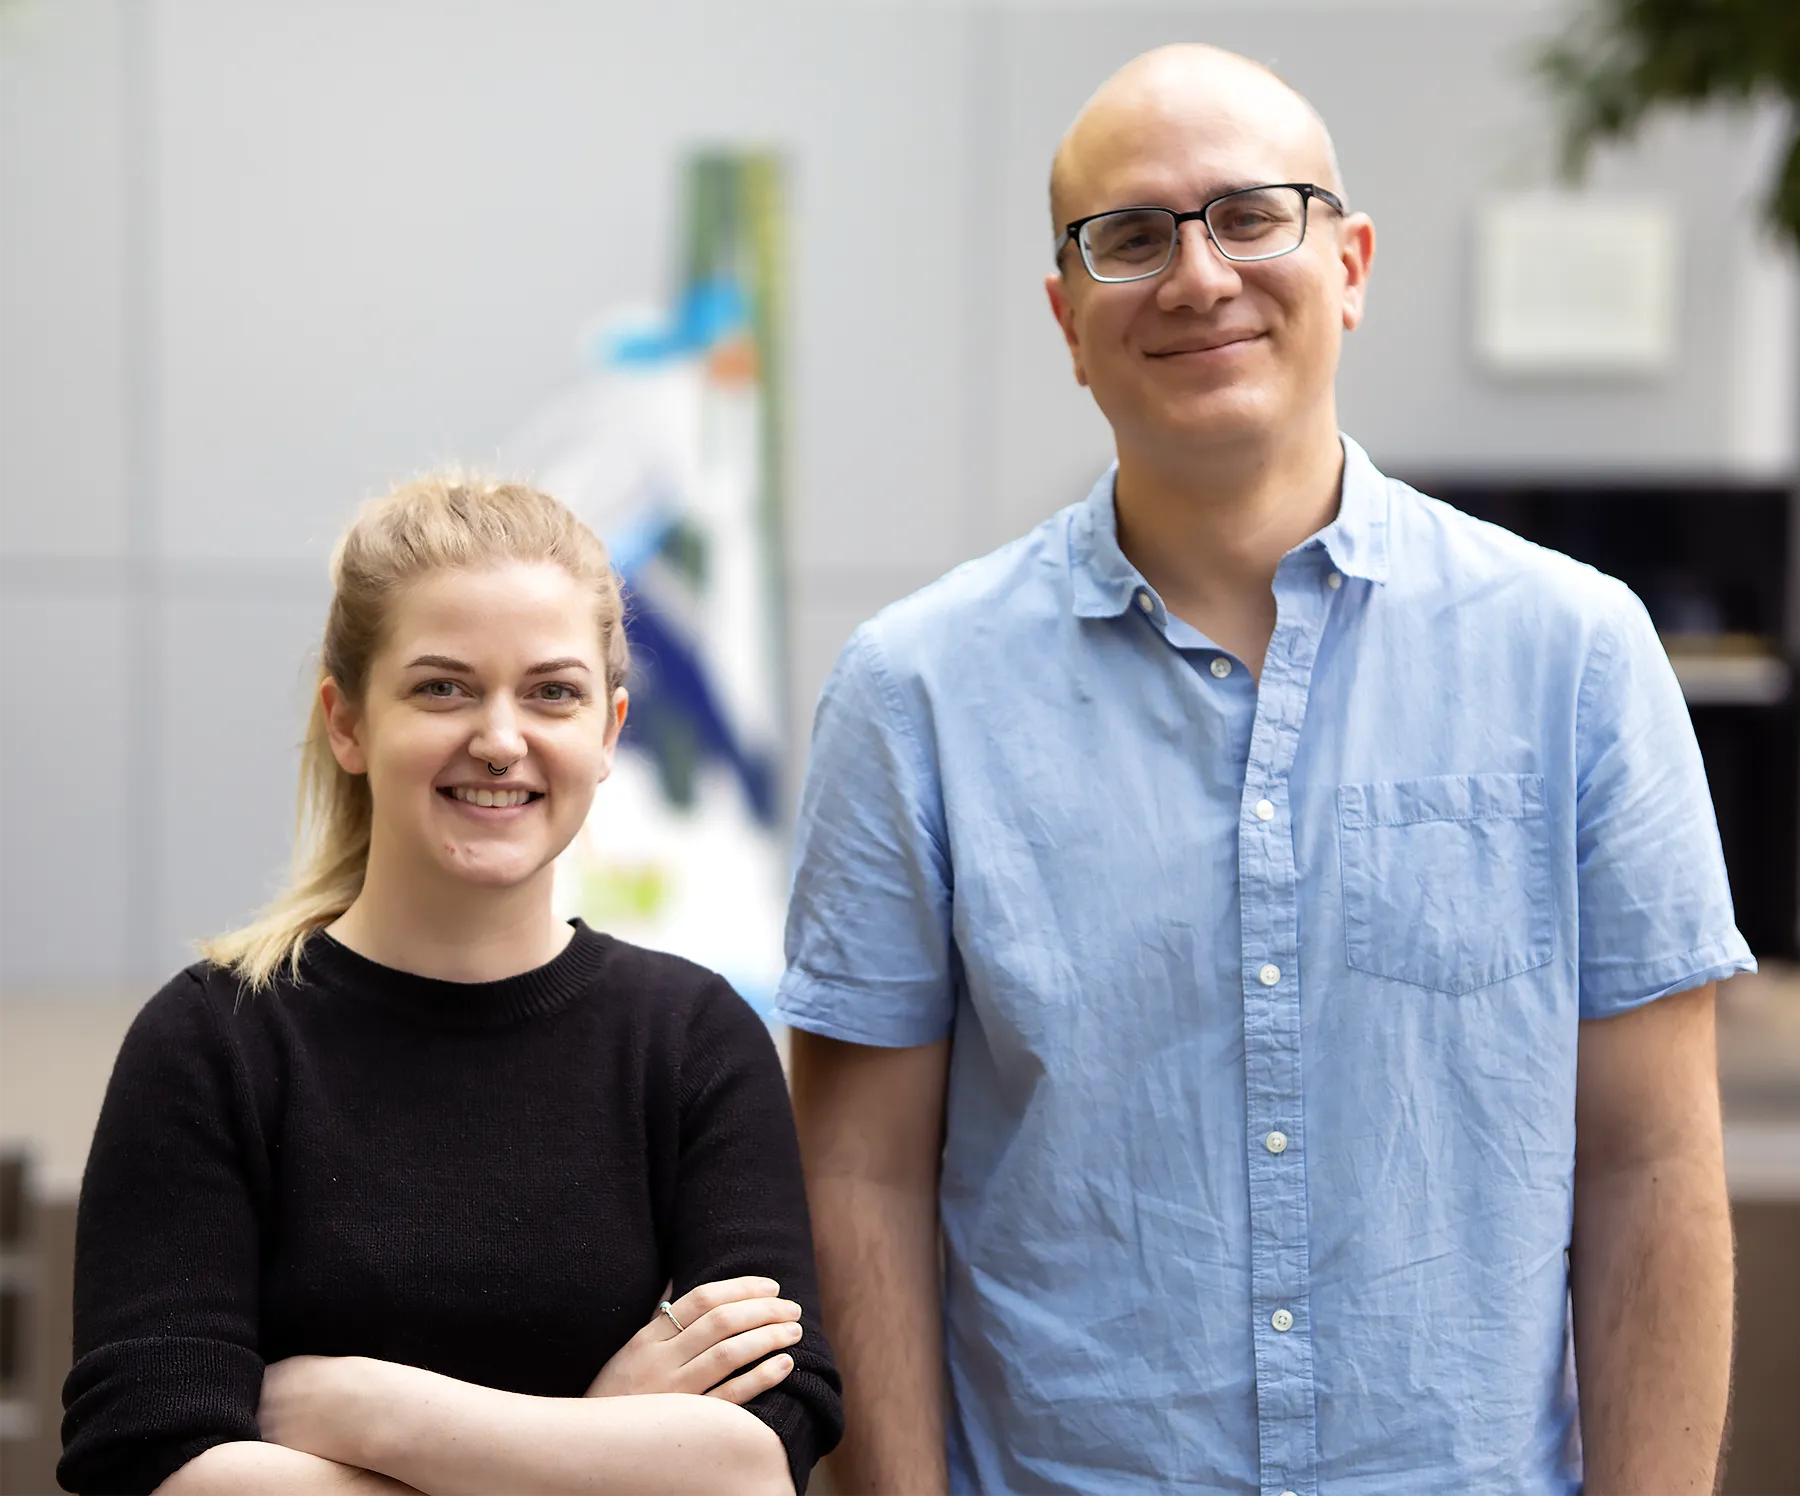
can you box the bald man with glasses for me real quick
[779,43,1744,1496]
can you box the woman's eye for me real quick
[417,679,463,699]
[536,682,583,703]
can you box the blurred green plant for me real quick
[1538,0,1800,253]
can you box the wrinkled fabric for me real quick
[776,437,1752,1496]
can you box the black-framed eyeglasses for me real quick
[1056,184,1346,282]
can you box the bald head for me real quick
[1049,44,1343,236]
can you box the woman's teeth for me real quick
[449,787,534,808]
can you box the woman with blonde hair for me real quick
[57,476,841,1496]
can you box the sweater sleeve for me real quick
[58,971,268,1495]
[670,980,845,1493]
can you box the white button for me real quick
[1254,799,1275,821]
[1265,1130,1289,1154]
[1271,1308,1294,1332]
[1136,591,1153,613]
[1281,1490,1300,1496]
[1258,963,1281,987]
[1327,572,1343,590]
[1210,656,1232,678]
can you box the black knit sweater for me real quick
[58,922,842,1495]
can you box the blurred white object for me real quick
[1475,191,1678,375]
[503,292,787,1015]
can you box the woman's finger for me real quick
[678,1296,800,1355]
[665,1277,781,1336]
[687,1320,807,1387]
[705,1353,797,1405]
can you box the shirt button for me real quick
[1254,798,1275,821]
[1281,1490,1300,1496]
[1265,1130,1289,1154]
[1327,572,1343,590]
[1135,590,1153,613]
[1258,963,1281,986]
[1271,1308,1294,1332]
[1209,656,1232,678]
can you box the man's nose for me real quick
[1155,219,1243,310]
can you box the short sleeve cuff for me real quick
[774,970,952,1048]
[1579,930,1757,1020]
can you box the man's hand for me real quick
[585,1277,804,1403]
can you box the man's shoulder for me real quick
[852,502,1081,675]
[1385,476,1641,636]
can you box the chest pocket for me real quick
[1337,772,1554,995]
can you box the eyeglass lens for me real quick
[1080,187,1309,280]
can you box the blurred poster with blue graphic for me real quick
[502,153,791,1017]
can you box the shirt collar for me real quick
[1068,433,1392,619]
[1319,433,1391,586]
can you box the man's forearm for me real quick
[812,1175,948,1496]
[1571,1153,1734,1494]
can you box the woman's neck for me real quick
[326,851,574,984]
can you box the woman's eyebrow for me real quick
[401,654,593,674]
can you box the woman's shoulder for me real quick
[589,930,724,999]
[119,959,309,1084]
[129,961,247,1039]
[586,931,774,1055]
[97,963,288,1123]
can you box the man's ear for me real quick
[319,676,368,776]
[1337,213,1376,332]
[1045,271,1090,388]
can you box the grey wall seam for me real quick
[960,4,1004,565]
[120,0,160,980]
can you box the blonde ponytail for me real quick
[199,473,629,991]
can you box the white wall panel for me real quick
[0,591,133,986]
[149,0,975,575]
[0,0,132,558]
[152,581,327,970]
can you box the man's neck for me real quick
[328,845,573,984]
[1112,422,1345,677]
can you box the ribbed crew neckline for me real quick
[299,919,612,1031]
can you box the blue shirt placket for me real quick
[1242,547,1337,1496]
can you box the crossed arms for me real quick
[155,1277,805,1496]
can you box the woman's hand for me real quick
[586,1277,805,1405]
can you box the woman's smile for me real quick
[438,784,544,818]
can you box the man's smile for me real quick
[1144,330,1265,357]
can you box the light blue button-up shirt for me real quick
[776,437,1753,1495]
